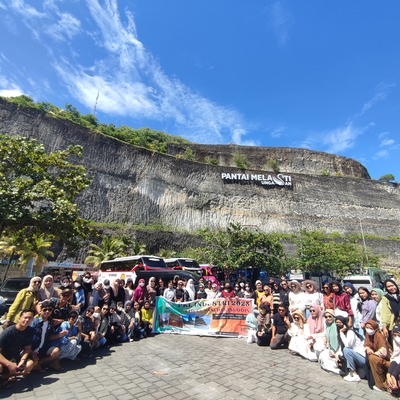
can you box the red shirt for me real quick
[221,290,235,298]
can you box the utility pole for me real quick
[93,91,99,116]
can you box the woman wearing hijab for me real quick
[37,275,59,302]
[133,278,148,306]
[288,280,305,315]
[3,276,41,328]
[146,277,157,307]
[387,324,400,396]
[357,287,377,330]
[331,281,354,328]
[288,309,308,357]
[371,288,384,330]
[184,279,196,301]
[318,309,345,375]
[306,304,326,361]
[343,282,362,336]
[302,280,323,318]
[338,316,366,382]
[364,319,392,391]
[382,279,400,341]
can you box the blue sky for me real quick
[0,0,399,180]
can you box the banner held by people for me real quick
[153,297,253,337]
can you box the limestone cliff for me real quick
[0,99,399,267]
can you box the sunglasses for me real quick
[69,315,78,319]
[33,281,41,284]
[324,315,333,319]
[278,309,286,312]
[306,284,312,288]
[102,308,109,310]
[310,309,316,312]
[109,308,116,311]
[42,308,53,312]
[86,310,94,314]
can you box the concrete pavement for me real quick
[1,334,390,400]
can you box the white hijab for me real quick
[185,279,196,301]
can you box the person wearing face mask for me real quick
[184,279,196,302]
[58,276,72,293]
[72,276,85,313]
[338,316,366,382]
[245,305,259,344]
[243,283,254,300]
[221,283,235,299]
[233,284,241,296]
[102,279,111,307]
[133,279,148,306]
[387,324,400,396]
[364,319,392,391]
[82,273,93,309]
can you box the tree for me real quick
[0,134,91,249]
[184,147,195,161]
[295,230,381,276]
[84,235,128,268]
[379,174,396,183]
[0,234,24,280]
[19,235,54,274]
[197,223,285,275]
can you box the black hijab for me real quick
[384,279,400,319]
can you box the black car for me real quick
[0,277,32,314]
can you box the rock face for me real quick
[166,144,371,179]
[0,99,399,267]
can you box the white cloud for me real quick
[271,125,285,138]
[373,150,389,159]
[45,13,81,41]
[268,1,292,46]
[357,82,396,116]
[322,123,367,153]
[380,138,395,147]
[49,0,253,144]
[0,89,24,97]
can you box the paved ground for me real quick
[1,334,391,400]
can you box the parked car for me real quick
[341,275,377,291]
[0,277,32,314]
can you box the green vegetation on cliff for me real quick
[2,95,192,154]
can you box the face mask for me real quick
[240,283,244,287]
[74,282,81,288]
[93,312,100,319]
[83,277,91,283]
[104,285,110,290]
[139,283,145,287]
[394,336,400,345]
[117,307,123,312]
[245,287,250,290]
[61,282,69,287]
[365,328,376,336]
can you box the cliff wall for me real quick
[0,99,399,267]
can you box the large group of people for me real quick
[245,277,400,395]
[0,273,157,389]
[1,272,400,396]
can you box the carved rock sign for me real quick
[221,172,293,189]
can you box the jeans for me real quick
[343,347,366,372]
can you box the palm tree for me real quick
[84,235,127,268]
[19,235,54,274]
[0,234,24,281]
[132,241,147,255]
[157,248,176,258]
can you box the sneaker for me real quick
[373,386,382,392]
[344,373,361,382]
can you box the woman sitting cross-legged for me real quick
[337,315,366,382]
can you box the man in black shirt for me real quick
[270,305,292,350]
[0,309,37,386]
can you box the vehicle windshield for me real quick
[141,257,167,268]
[2,280,29,291]
[177,259,200,268]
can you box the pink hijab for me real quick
[307,304,325,334]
